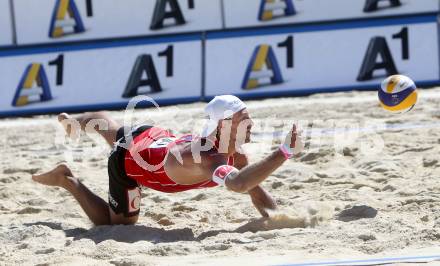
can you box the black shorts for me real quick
[108,125,152,217]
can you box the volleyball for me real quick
[379,75,418,113]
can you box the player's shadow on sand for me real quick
[24,216,306,244]
[24,221,196,243]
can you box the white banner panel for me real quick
[205,17,439,98]
[14,0,222,45]
[223,0,439,29]
[0,1,13,46]
[0,38,201,116]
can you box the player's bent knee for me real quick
[109,208,139,225]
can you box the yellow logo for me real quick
[258,0,296,21]
[242,45,284,90]
[12,63,53,107]
[49,0,85,38]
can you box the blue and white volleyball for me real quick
[379,74,418,113]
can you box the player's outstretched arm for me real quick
[225,149,287,193]
[205,125,303,193]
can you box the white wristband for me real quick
[279,144,294,159]
[212,165,239,186]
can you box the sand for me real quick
[1,88,440,265]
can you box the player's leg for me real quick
[107,145,142,224]
[58,111,121,147]
[32,164,138,225]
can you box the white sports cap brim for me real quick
[201,95,247,137]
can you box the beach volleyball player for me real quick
[32,95,303,226]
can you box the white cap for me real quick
[201,95,247,137]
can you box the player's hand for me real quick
[284,124,304,155]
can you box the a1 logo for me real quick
[122,45,174,98]
[12,54,65,107]
[363,0,401,12]
[258,0,296,21]
[241,35,294,90]
[150,0,196,30]
[357,27,409,81]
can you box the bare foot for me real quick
[58,113,80,139]
[32,164,74,188]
